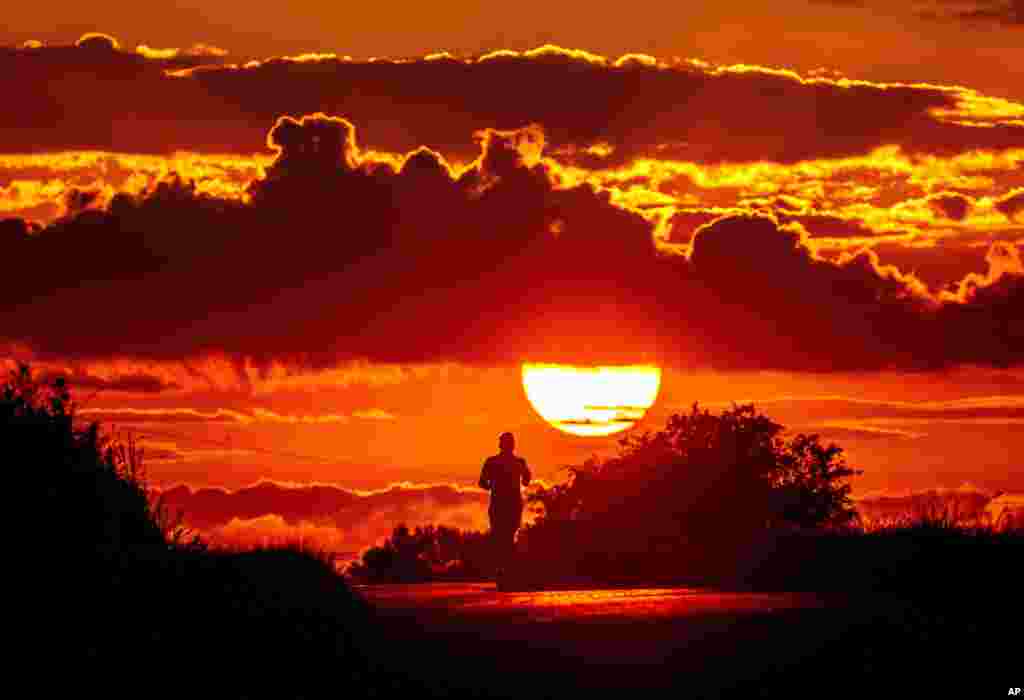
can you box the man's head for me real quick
[499,431,515,453]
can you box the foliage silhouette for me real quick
[7,365,416,696]
[343,403,1022,595]
[5,362,175,551]
[514,403,861,582]
[348,524,492,583]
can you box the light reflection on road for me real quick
[357,582,825,623]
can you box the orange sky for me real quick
[2,8,1023,551]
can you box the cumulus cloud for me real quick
[75,33,120,52]
[667,204,907,249]
[1,116,1022,373]
[3,41,1023,305]
[926,191,974,221]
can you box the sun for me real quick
[521,363,662,436]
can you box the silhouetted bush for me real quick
[731,518,1024,595]
[515,403,861,582]
[8,365,407,696]
[5,363,170,551]
[348,524,492,583]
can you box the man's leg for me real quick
[503,526,516,571]
[493,522,515,576]
[490,518,506,575]
[492,503,522,578]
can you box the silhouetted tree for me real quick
[769,432,860,528]
[520,403,861,579]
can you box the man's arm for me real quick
[478,458,492,490]
[521,458,531,486]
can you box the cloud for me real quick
[0,358,180,394]
[351,409,397,421]
[136,43,229,61]
[0,150,266,227]
[207,514,352,554]
[3,43,1023,308]
[810,421,926,440]
[0,355,448,397]
[75,33,120,52]
[157,479,490,558]
[923,0,1024,26]
[2,42,1024,164]
[666,205,900,247]
[815,0,1023,27]
[666,208,739,245]
[79,407,259,424]
[926,191,974,221]
[79,406,390,424]
[1,116,1022,372]
[694,393,1024,420]
[59,372,178,394]
[940,239,1023,298]
[995,188,1024,220]
[684,213,946,369]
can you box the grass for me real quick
[730,519,1024,593]
[8,367,396,696]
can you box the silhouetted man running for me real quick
[479,432,531,581]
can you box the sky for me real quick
[2,1,1023,553]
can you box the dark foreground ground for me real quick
[57,551,1019,699]
[358,582,1018,699]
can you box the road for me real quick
[351,581,1018,697]
[354,582,859,697]
[358,581,826,622]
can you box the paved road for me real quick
[353,582,1014,697]
[358,581,825,622]
[355,582,848,696]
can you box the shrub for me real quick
[519,403,862,579]
[3,363,200,552]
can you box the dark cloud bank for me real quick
[3,41,1024,165]
[1,114,1022,373]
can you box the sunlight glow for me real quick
[521,363,661,436]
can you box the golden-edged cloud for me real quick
[4,40,1024,162]
[2,115,1022,373]
[2,38,1024,375]
[156,479,491,558]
